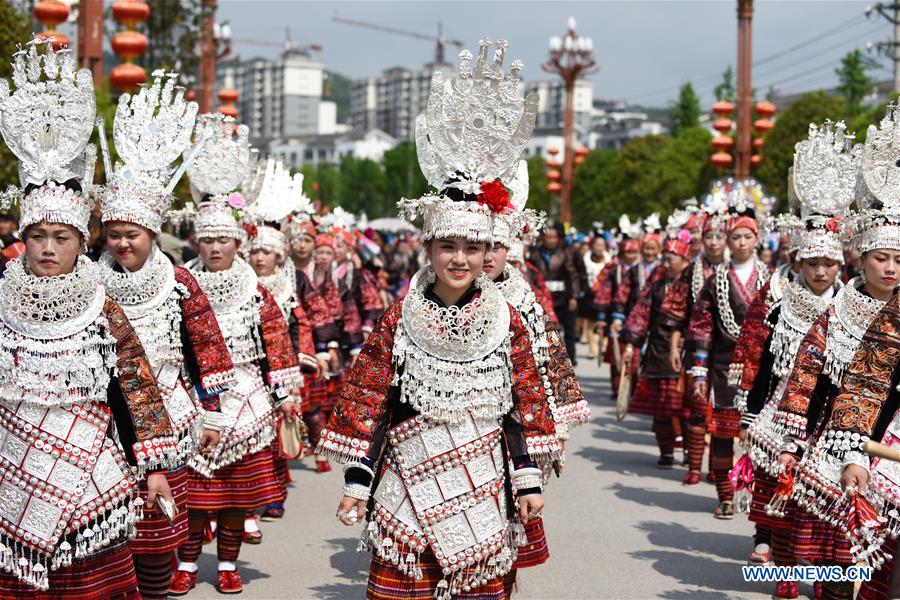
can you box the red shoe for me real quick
[772,581,799,600]
[260,506,285,521]
[243,530,262,544]
[748,549,771,565]
[217,570,244,594]
[169,571,197,596]
[315,460,332,473]
[682,471,701,485]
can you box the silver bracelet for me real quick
[342,483,371,501]
[512,467,543,491]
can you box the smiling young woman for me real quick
[0,42,175,599]
[95,76,239,600]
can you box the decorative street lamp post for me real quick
[198,0,232,114]
[543,17,598,225]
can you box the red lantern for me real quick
[546,159,561,169]
[710,152,733,168]
[712,101,734,116]
[754,119,774,134]
[109,63,147,92]
[713,118,733,134]
[755,101,776,118]
[111,31,149,60]
[751,155,763,166]
[34,0,69,28]
[753,138,765,150]
[112,0,150,27]
[711,136,734,151]
[547,182,562,193]
[547,147,560,156]
[547,170,561,181]
[34,31,69,51]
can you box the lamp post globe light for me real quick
[543,17,598,224]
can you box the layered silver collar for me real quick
[0,255,106,340]
[99,246,176,318]
[185,256,258,312]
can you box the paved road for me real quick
[189,346,777,599]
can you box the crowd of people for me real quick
[9,30,900,600]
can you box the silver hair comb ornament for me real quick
[793,120,860,217]
[100,69,199,233]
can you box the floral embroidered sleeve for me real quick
[104,297,176,476]
[290,302,319,372]
[508,305,560,462]
[174,267,235,405]
[592,260,617,321]
[612,266,634,323]
[685,274,715,375]
[620,280,654,348]
[657,266,691,332]
[826,297,900,472]
[257,284,303,392]
[296,268,341,351]
[358,267,387,331]
[545,317,589,429]
[731,282,773,397]
[772,310,830,446]
[317,300,400,462]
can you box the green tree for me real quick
[670,82,701,137]
[603,135,674,220]
[382,141,430,201]
[0,2,36,189]
[757,91,848,202]
[714,65,735,102]
[136,0,211,86]
[336,155,389,217]
[836,49,875,117]
[646,126,712,213]
[570,149,617,229]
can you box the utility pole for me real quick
[868,2,900,92]
[735,0,754,180]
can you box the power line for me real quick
[626,12,876,104]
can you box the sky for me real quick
[216,0,894,108]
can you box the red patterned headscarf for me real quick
[728,215,758,234]
[620,239,639,253]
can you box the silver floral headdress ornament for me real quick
[398,37,538,244]
[0,40,97,239]
[857,102,900,252]
[244,157,310,258]
[99,70,199,234]
[791,120,859,262]
[177,112,251,241]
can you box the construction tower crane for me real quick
[231,28,321,55]
[332,15,463,65]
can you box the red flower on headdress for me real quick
[477,180,512,214]
[242,223,258,238]
[826,217,841,233]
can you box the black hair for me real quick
[23,179,82,197]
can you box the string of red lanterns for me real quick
[33,0,70,50]
[109,0,150,92]
[709,100,775,170]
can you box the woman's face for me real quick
[428,237,487,293]
[862,249,900,300]
[105,222,155,272]
[314,245,336,267]
[198,236,239,273]
[641,240,660,263]
[249,247,280,277]
[663,252,689,279]
[292,233,315,260]
[24,221,82,277]
[801,257,841,296]
[703,230,726,262]
[483,243,508,281]
[728,227,757,263]
[591,237,607,256]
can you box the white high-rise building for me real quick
[350,63,454,140]
[525,79,594,138]
[217,49,337,146]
